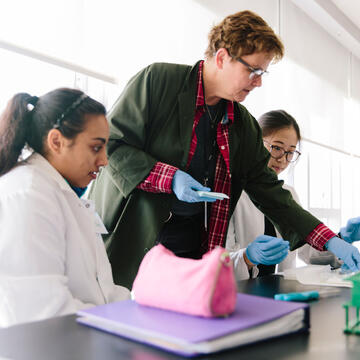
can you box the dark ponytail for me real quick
[0,93,34,176]
[258,110,301,141]
[0,88,106,176]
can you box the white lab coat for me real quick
[0,153,130,327]
[226,185,300,280]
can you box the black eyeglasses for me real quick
[236,58,269,79]
[264,141,301,162]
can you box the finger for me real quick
[351,249,360,269]
[256,238,284,249]
[340,264,353,274]
[261,239,289,251]
[346,217,360,231]
[182,188,200,203]
[254,235,278,243]
[269,249,289,264]
[261,249,289,264]
[262,240,289,252]
[190,180,210,191]
[343,257,357,273]
[341,263,350,271]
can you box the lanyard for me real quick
[203,100,224,230]
[203,100,224,187]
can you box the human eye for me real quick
[253,68,263,76]
[272,145,283,151]
[92,145,102,153]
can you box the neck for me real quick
[202,60,222,106]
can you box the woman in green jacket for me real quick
[89,10,360,288]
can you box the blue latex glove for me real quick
[325,237,360,272]
[172,170,216,203]
[340,217,360,243]
[245,235,289,266]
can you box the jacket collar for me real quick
[177,61,201,165]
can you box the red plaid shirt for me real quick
[138,61,336,251]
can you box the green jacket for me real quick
[89,61,320,288]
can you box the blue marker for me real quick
[274,289,340,302]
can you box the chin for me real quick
[81,181,90,188]
[234,93,247,103]
[74,180,89,188]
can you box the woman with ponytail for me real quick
[0,88,129,327]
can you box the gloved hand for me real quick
[245,235,289,266]
[172,170,216,203]
[325,237,360,273]
[340,217,360,243]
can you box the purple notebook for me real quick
[77,293,309,357]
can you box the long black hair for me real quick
[258,109,301,141]
[0,88,106,176]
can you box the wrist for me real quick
[244,251,255,268]
[324,236,339,251]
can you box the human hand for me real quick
[245,235,289,266]
[340,217,360,243]
[325,237,360,272]
[172,170,216,203]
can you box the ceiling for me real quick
[332,0,360,30]
[292,0,360,60]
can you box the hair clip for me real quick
[27,96,39,111]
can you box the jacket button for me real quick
[144,248,149,253]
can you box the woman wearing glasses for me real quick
[226,110,358,280]
[89,10,360,288]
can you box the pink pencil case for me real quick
[132,244,237,317]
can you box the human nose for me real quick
[276,154,287,164]
[251,75,262,87]
[97,149,108,167]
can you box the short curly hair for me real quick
[205,10,284,62]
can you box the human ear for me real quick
[46,129,64,154]
[215,48,230,70]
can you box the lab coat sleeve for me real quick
[93,232,131,302]
[229,248,259,280]
[226,214,236,250]
[226,210,250,280]
[0,190,95,327]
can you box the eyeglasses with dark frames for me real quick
[264,141,301,162]
[236,57,269,80]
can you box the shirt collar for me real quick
[67,182,88,198]
[195,60,234,125]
